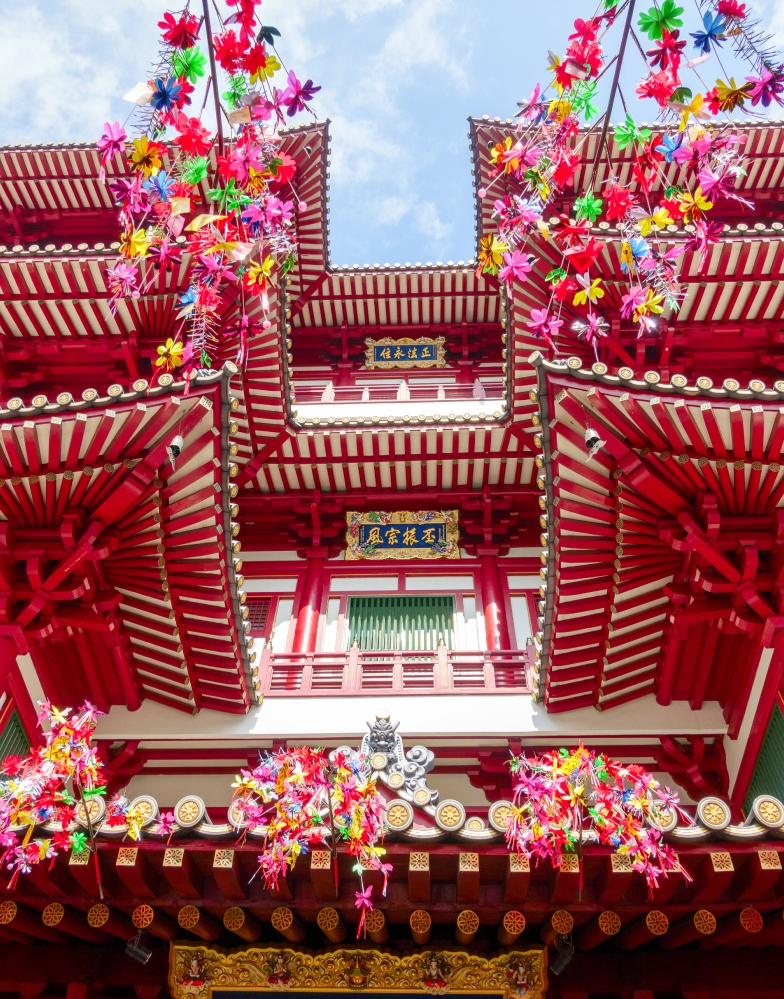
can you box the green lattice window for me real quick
[347,595,455,651]
[744,705,784,813]
[0,710,29,763]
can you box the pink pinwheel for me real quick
[526,308,563,353]
[697,165,732,200]
[527,308,563,338]
[517,83,545,122]
[620,287,646,319]
[97,122,127,180]
[686,219,724,268]
[153,811,176,845]
[279,71,321,117]
[354,885,374,939]
[105,261,140,300]
[148,238,182,274]
[499,250,533,288]
[745,66,784,108]
[98,122,126,162]
[573,313,609,346]
[196,253,239,287]
[265,196,294,226]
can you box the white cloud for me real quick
[0,0,500,261]
[0,0,163,142]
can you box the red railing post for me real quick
[392,651,404,691]
[484,652,497,691]
[346,643,360,691]
[259,646,273,694]
[436,643,450,689]
[301,655,314,694]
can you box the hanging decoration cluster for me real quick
[506,745,691,890]
[2,708,698,902]
[231,746,388,934]
[100,0,319,377]
[0,702,106,888]
[481,0,781,357]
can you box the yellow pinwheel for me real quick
[129,136,161,177]
[477,234,508,274]
[250,53,281,84]
[573,275,605,306]
[634,289,665,322]
[244,256,275,298]
[637,208,673,236]
[675,92,710,131]
[155,338,183,370]
[715,77,753,112]
[119,227,151,258]
[677,186,713,224]
[489,136,520,174]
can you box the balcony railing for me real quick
[293,382,504,404]
[256,646,534,696]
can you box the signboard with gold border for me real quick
[170,945,547,999]
[345,511,459,560]
[365,337,446,369]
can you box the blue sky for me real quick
[1,0,782,264]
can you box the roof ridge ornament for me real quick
[361,715,439,807]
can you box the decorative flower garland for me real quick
[0,702,106,889]
[2,709,698,901]
[481,0,781,357]
[100,1,319,379]
[231,746,389,935]
[506,745,692,890]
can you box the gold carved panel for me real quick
[170,945,547,999]
[364,336,446,369]
[345,510,459,561]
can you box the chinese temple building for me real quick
[1,112,784,999]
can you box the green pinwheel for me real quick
[574,193,603,223]
[638,1,684,41]
[171,46,207,83]
[613,113,652,150]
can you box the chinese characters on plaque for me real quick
[345,511,459,560]
[364,336,446,369]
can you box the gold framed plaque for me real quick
[170,944,547,999]
[345,510,459,560]
[365,337,446,369]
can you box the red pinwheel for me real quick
[213,29,248,74]
[174,113,213,157]
[551,149,580,187]
[646,29,686,72]
[604,184,636,222]
[267,151,297,186]
[717,0,746,16]
[158,11,201,49]
[552,215,591,247]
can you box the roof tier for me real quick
[532,353,784,721]
[0,366,252,714]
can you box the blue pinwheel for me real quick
[621,237,649,275]
[143,170,175,203]
[150,76,183,112]
[690,11,726,54]
[655,133,684,163]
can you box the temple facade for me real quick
[0,117,784,999]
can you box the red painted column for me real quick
[290,551,326,653]
[478,549,510,650]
